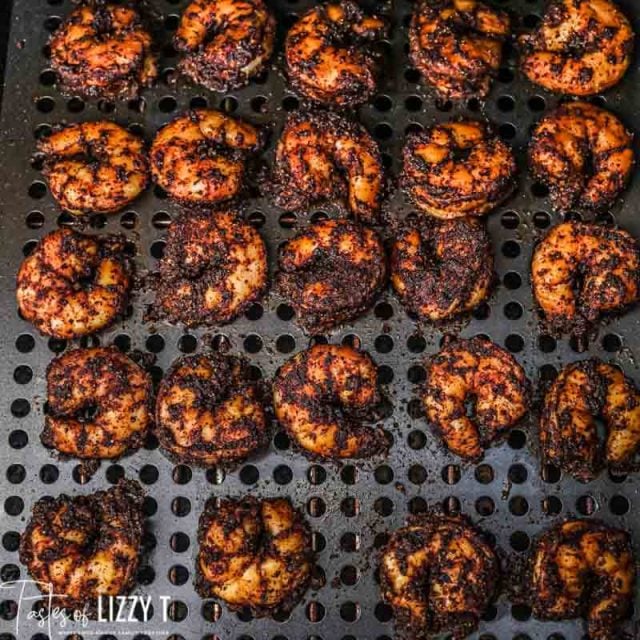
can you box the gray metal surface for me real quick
[0,0,639,639]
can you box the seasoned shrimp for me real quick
[19,480,145,613]
[540,359,640,481]
[16,229,132,339]
[422,336,530,460]
[44,347,152,460]
[149,109,263,205]
[151,210,268,327]
[273,344,387,459]
[531,222,640,334]
[285,1,387,106]
[271,110,384,223]
[156,353,268,466]
[402,120,516,218]
[410,0,511,100]
[529,102,633,212]
[49,3,157,100]
[174,0,275,91]
[381,513,499,639]
[276,219,387,334]
[197,496,313,615]
[38,121,149,215]
[391,217,493,321]
[519,0,634,96]
[529,519,636,640]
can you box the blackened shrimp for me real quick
[49,3,157,100]
[149,109,263,205]
[402,121,516,218]
[391,217,493,321]
[271,110,384,223]
[540,359,640,481]
[19,480,145,613]
[409,0,511,100]
[285,1,387,106]
[151,210,267,327]
[531,222,640,335]
[44,347,152,460]
[381,514,499,639]
[275,219,387,334]
[519,0,634,96]
[38,121,149,215]
[196,496,313,614]
[174,0,275,91]
[422,336,530,460]
[529,102,633,212]
[273,344,387,459]
[529,519,635,640]
[16,229,132,339]
[156,353,268,466]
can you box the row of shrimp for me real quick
[49,0,634,103]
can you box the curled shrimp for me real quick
[38,121,149,215]
[150,109,263,205]
[174,0,275,91]
[285,0,387,106]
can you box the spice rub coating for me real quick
[402,120,516,218]
[531,222,640,335]
[409,0,511,100]
[529,519,635,640]
[19,480,145,613]
[156,352,268,466]
[276,218,387,334]
[422,336,530,460]
[16,228,133,339]
[44,347,153,460]
[380,513,499,640]
[273,344,387,459]
[285,0,387,106]
[540,358,640,481]
[49,3,157,100]
[196,496,313,615]
[391,217,493,321]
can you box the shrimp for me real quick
[16,228,133,339]
[272,344,388,459]
[174,0,275,91]
[38,121,149,215]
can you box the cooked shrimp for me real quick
[285,0,387,106]
[151,210,267,327]
[156,353,268,466]
[381,513,499,639]
[16,228,132,339]
[530,519,635,640]
[531,222,640,335]
[149,109,263,205]
[174,0,275,91]
[49,3,157,100]
[271,110,384,223]
[529,102,633,212]
[276,219,387,334]
[402,120,516,218]
[519,0,634,96]
[197,496,313,614]
[409,0,511,99]
[19,480,145,613]
[540,359,640,481]
[391,217,493,321]
[43,347,152,460]
[273,344,387,459]
[38,121,149,215]
[422,336,530,460]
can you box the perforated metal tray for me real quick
[1,0,640,639]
